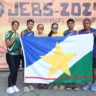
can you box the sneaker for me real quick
[72,86,79,91]
[91,84,96,92]
[6,87,15,94]
[29,85,34,91]
[13,86,20,92]
[66,84,72,91]
[23,87,30,92]
[72,83,79,91]
[82,84,90,91]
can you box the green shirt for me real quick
[5,31,21,55]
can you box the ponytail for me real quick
[48,30,53,37]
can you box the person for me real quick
[35,24,47,37]
[48,23,64,90]
[78,18,96,91]
[48,23,63,37]
[5,21,21,94]
[64,19,79,91]
[21,19,35,92]
[35,24,48,89]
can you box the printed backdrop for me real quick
[0,0,96,70]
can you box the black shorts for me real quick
[93,58,96,68]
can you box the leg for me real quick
[66,83,72,91]
[72,83,79,91]
[6,53,16,94]
[53,84,59,90]
[12,55,21,86]
[38,83,44,89]
[23,83,35,92]
[23,55,31,92]
[93,68,96,84]
[93,58,96,84]
[6,53,16,87]
[58,84,65,90]
[43,84,48,89]
[90,58,96,91]
[82,57,96,91]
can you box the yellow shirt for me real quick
[52,32,64,37]
[34,32,47,37]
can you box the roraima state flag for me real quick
[20,34,93,84]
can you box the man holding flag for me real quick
[21,19,35,92]
[78,18,96,91]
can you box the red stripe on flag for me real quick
[25,76,92,80]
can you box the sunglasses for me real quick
[51,26,58,30]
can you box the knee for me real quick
[11,69,17,75]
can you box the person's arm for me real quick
[63,31,66,36]
[76,31,79,35]
[5,35,19,47]
[21,31,25,36]
[77,30,80,35]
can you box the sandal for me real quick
[59,85,65,90]
[53,85,59,90]
[29,85,34,91]
[23,87,30,92]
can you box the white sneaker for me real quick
[91,84,96,92]
[6,87,15,94]
[82,84,90,91]
[12,86,20,92]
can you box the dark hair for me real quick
[27,19,34,24]
[48,23,58,37]
[11,21,19,26]
[67,19,75,24]
[83,18,91,24]
[37,24,44,29]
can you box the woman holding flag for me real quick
[35,24,48,89]
[35,24,47,37]
[5,21,21,94]
[48,23,64,90]
[48,23,63,37]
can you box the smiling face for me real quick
[83,20,91,30]
[12,22,19,32]
[51,24,58,33]
[27,22,34,30]
[67,21,75,30]
[37,24,44,34]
